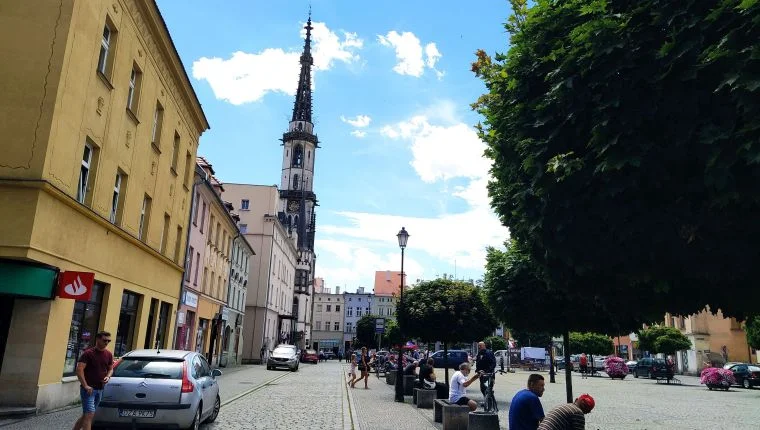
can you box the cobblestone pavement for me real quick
[484,369,760,429]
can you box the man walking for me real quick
[72,331,114,430]
[508,374,546,430]
[449,362,481,411]
[475,341,496,396]
[538,394,595,430]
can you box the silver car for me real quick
[94,349,221,430]
[267,344,299,371]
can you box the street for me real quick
[3,361,759,429]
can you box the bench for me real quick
[435,399,470,429]
[386,371,397,385]
[414,388,435,409]
[403,374,416,396]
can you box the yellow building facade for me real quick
[0,0,208,411]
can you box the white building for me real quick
[222,226,254,366]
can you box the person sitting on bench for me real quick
[418,358,447,399]
[449,362,480,411]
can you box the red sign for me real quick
[57,271,95,301]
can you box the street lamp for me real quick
[394,227,409,402]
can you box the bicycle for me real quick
[480,371,499,413]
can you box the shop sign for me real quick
[177,311,186,325]
[57,271,95,300]
[184,291,198,308]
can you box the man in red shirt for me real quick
[73,331,114,430]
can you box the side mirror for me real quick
[211,369,222,378]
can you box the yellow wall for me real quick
[0,0,208,411]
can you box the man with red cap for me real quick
[538,394,595,430]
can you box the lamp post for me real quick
[394,227,409,402]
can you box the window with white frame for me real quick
[315,321,321,331]
[151,102,164,147]
[97,24,112,75]
[324,321,330,331]
[356,307,362,317]
[347,308,353,317]
[316,304,322,312]
[110,172,123,223]
[336,305,341,312]
[77,143,93,204]
[346,322,353,333]
[241,199,249,210]
[127,66,141,112]
[138,195,151,241]
[334,322,339,331]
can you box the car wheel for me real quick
[204,396,221,423]
[742,378,751,389]
[187,405,201,430]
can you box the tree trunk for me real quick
[443,341,450,390]
[563,331,572,403]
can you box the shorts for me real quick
[454,397,471,406]
[80,386,103,414]
[358,365,367,372]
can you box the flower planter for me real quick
[700,367,735,391]
[604,356,629,380]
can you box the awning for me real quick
[0,260,57,299]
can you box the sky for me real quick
[157,0,513,293]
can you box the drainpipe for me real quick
[172,166,205,349]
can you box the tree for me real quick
[355,314,381,349]
[638,326,692,355]
[568,332,613,357]
[484,335,507,352]
[509,329,552,349]
[382,319,402,348]
[397,278,497,384]
[747,316,760,351]
[474,0,760,319]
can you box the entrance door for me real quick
[0,298,13,373]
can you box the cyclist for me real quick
[475,341,496,397]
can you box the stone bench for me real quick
[469,411,499,430]
[434,399,470,429]
[386,371,396,385]
[403,374,416,396]
[414,388,435,409]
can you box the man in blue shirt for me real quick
[508,374,546,430]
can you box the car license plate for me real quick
[118,409,156,418]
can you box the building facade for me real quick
[314,277,325,293]
[342,288,373,352]
[223,222,254,367]
[312,293,345,353]
[0,0,208,411]
[223,184,297,362]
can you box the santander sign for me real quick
[57,271,95,301]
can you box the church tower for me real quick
[279,15,317,348]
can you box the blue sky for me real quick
[157,0,511,292]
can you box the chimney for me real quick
[357,287,364,294]
[335,286,341,295]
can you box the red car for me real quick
[301,349,319,364]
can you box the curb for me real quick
[342,364,355,430]
[220,371,292,407]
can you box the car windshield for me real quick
[305,349,317,355]
[749,366,760,372]
[113,358,183,379]
[274,347,295,355]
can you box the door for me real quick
[0,298,13,373]
[197,355,215,417]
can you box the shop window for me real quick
[143,298,158,349]
[196,318,209,354]
[63,282,104,376]
[155,302,171,349]
[114,291,140,357]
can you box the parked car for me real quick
[323,351,336,360]
[301,349,319,364]
[94,349,221,430]
[592,356,606,371]
[267,344,300,371]
[626,360,638,374]
[429,350,469,369]
[555,357,574,371]
[633,357,670,379]
[724,363,760,389]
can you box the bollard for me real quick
[469,411,499,430]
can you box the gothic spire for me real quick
[291,15,314,123]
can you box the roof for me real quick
[373,271,406,296]
[124,349,192,359]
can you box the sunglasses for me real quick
[100,338,112,343]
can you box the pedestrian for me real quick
[579,353,588,378]
[508,373,546,430]
[475,341,496,397]
[347,354,358,386]
[351,347,371,389]
[260,345,266,364]
[72,331,114,430]
[538,394,595,430]
[448,362,481,411]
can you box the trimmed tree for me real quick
[355,314,382,349]
[509,329,552,349]
[569,332,614,372]
[638,325,692,355]
[474,0,760,320]
[397,278,497,386]
[747,316,760,351]
[382,319,402,349]
[484,335,507,352]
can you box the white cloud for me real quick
[192,22,363,105]
[341,115,372,128]
[350,130,367,138]
[377,31,443,78]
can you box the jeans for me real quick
[480,374,494,396]
[80,386,103,414]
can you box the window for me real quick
[115,291,140,357]
[316,304,322,312]
[241,199,249,210]
[192,192,200,225]
[185,246,194,281]
[160,213,170,254]
[346,322,353,333]
[334,322,340,331]
[326,305,331,312]
[77,142,95,204]
[110,171,126,224]
[215,222,221,248]
[193,252,200,285]
[184,151,192,188]
[171,133,180,173]
[138,195,152,241]
[97,22,115,77]
[315,321,321,331]
[151,102,164,148]
[126,65,142,113]
[63,282,104,375]
[292,174,299,190]
[239,224,248,234]
[174,226,183,263]
[143,298,158,349]
[347,308,353,317]
[325,321,330,331]
[356,307,362,317]
[292,144,303,167]
[336,305,341,312]
[200,202,207,233]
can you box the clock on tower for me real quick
[288,200,300,212]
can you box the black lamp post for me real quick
[394,227,409,402]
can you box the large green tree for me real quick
[509,329,552,349]
[568,332,614,357]
[638,325,692,355]
[397,278,497,384]
[746,316,760,350]
[484,335,507,352]
[474,0,760,319]
[355,314,382,349]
